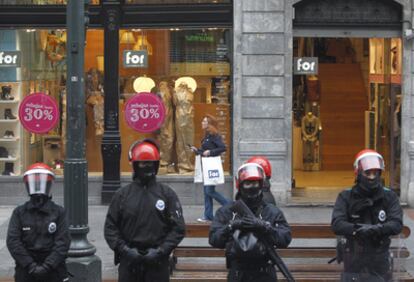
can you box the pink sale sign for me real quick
[124,92,166,133]
[18,93,59,134]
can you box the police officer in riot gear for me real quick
[7,163,70,282]
[209,163,291,282]
[331,149,403,282]
[246,156,276,205]
[104,139,186,282]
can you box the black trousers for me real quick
[228,265,277,282]
[14,264,68,282]
[118,257,170,282]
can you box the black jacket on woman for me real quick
[196,133,226,157]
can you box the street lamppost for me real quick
[65,0,101,280]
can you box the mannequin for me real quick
[173,82,194,173]
[158,81,175,173]
[85,68,104,136]
[301,112,322,170]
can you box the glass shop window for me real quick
[111,28,232,175]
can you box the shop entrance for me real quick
[291,37,402,204]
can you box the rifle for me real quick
[230,199,296,282]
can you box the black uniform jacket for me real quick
[196,133,226,157]
[209,200,291,263]
[331,186,403,252]
[104,178,186,258]
[6,200,70,269]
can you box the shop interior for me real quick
[0,28,231,176]
[292,37,402,203]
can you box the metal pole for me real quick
[101,0,122,204]
[65,0,101,280]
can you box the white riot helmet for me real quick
[23,163,55,196]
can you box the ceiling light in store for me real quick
[120,31,136,44]
[133,76,155,93]
[96,55,104,72]
[175,76,197,92]
[133,30,153,55]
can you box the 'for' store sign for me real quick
[0,51,21,67]
[123,50,148,68]
[293,57,318,75]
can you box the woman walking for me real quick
[191,114,230,222]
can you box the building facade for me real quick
[0,0,413,206]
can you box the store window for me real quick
[0,29,68,176]
[114,28,232,175]
[0,27,231,177]
[126,0,230,3]
[0,0,100,4]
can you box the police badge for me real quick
[156,199,165,211]
[378,210,387,222]
[48,222,57,234]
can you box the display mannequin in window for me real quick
[157,81,175,174]
[173,81,194,173]
[301,111,321,170]
[85,68,104,136]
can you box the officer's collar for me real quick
[26,198,52,213]
[133,176,157,187]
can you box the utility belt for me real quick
[229,260,274,273]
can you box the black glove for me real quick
[121,245,143,264]
[355,224,383,240]
[241,215,271,233]
[28,263,50,279]
[143,248,163,264]
[228,219,244,231]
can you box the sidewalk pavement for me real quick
[0,205,413,279]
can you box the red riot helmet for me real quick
[353,149,385,176]
[246,156,272,179]
[23,163,55,196]
[128,139,160,177]
[128,139,160,162]
[235,163,265,190]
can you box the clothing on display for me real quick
[86,68,104,136]
[173,81,195,173]
[301,112,322,171]
[158,81,175,173]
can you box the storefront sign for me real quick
[294,57,318,75]
[0,51,21,67]
[123,50,148,68]
[18,93,59,134]
[124,92,166,133]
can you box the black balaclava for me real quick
[133,161,158,185]
[240,180,263,210]
[30,194,50,209]
[356,170,382,197]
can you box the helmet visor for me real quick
[358,155,384,172]
[24,173,52,195]
[238,163,264,183]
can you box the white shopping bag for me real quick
[194,155,203,183]
[201,156,225,186]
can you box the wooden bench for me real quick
[170,223,413,282]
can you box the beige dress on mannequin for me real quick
[173,82,194,173]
